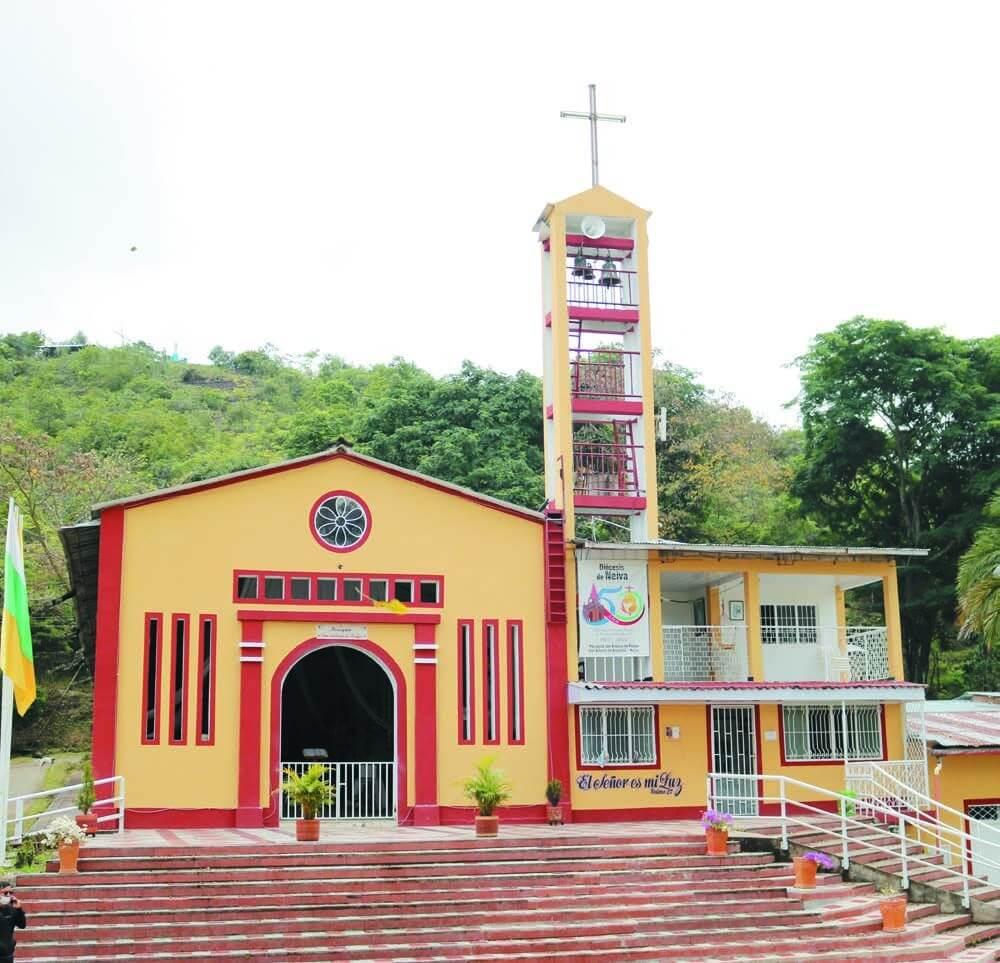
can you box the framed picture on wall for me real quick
[728,600,745,621]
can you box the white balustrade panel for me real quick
[280,761,395,820]
[662,626,748,683]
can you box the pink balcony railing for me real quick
[572,442,643,497]
[565,268,638,308]
[570,349,641,402]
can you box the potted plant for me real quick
[545,780,563,825]
[75,761,98,836]
[281,764,334,842]
[700,808,734,855]
[44,816,87,873]
[463,758,511,837]
[878,883,907,932]
[793,850,836,888]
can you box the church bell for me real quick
[572,246,595,280]
[599,253,621,287]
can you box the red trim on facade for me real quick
[564,233,635,252]
[572,399,644,416]
[545,404,553,419]
[99,448,543,526]
[482,620,500,746]
[92,507,125,803]
[236,619,264,827]
[413,623,439,826]
[140,612,163,745]
[574,495,647,511]
[195,614,218,746]
[776,703,889,766]
[543,509,571,814]
[167,614,191,746]
[573,806,706,823]
[308,489,373,554]
[573,704,662,771]
[568,306,640,323]
[266,637,409,826]
[507,620,525,745]
[236,609,440,625]
[232,569,444,608]
[125,808,238,829]
[457,620,475,745]
[439,804,548,825]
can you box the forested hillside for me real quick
[0,319,996,748]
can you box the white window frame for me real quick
[343,578,363,602]
[508,622,522,742]
[393,579,414,604]
[369,578,388,602]
[316,577,337,601]
[781,703,883,761]
[263,576,285,601]
[289,577,311,601]
[418,579,440,604]
[579,705,656,766]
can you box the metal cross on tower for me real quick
[560,84,626,187]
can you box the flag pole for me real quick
[0,498,16,864]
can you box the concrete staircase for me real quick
[11,831,1000,962]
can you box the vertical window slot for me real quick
[508,621,524,743]
[142,614,162,744]
[197,615,216,744]
[483,621,499,744]
[458,621,475,744]
[170,615,189,744]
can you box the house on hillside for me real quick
[59,183,930,829]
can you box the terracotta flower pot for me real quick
[295,817,320,842]
[475,814,499,837]
[880,895,907,932]
[546,805,563,825]
[705,827,729,855]
[58,839,80,873]
[75,813,99,836]
[793,856,818,889]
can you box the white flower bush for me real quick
[43,815,87,847]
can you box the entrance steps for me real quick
[12,831,1000,962]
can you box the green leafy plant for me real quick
[839,789,857,818]
[463,758,511,817]
[877,882,903,898]
[545,779,562,806]
[281,765,334,820]
[13,834,44,869]
[76,760,96,815]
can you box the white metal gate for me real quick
[710,705,759,816]
[968,804,1000,883]
[280,762,396,820]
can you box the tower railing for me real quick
[566,270,638,308]
[572,442,643,497]
[570,349,641,402]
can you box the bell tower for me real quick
[534,185,658,542]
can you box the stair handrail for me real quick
[3,774,125,845]
[708,770,1000,908]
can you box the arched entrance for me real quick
[279,644,397,820]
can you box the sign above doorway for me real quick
[316,623,368,640]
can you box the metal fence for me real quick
[662,625,749,682]
[280,761,395,820]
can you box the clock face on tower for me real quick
[309,491,372,552]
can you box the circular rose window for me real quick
[310,491,371,552]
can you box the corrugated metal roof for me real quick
[921,709,1000,750]
[581,540,928,559]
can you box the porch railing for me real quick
[280,761,395,820]
[580,655,652,683]
[762,625,890,682]
[662,625,748,682]
[566,269,638,308]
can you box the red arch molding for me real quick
[266,637,408,826]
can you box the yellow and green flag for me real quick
[1,499,35,716]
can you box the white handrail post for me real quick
[779,778,788,851]
[840,791,850,870]
[13,798,23,844]
[706,773,712,811]
[117,776,125,835]
[899,811,909,890]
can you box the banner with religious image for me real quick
[577,559,650,658]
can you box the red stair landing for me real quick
[11,830,1000,961]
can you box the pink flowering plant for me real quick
[801,850,836,870]
[700,808,735,832]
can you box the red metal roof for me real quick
[922,710,1000,750]
[580,680,923,691]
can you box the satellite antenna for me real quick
[581,215,606,239]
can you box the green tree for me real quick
[793,317,1000,681]
[958,491,1000,651]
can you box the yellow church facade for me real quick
[61,184,929,828]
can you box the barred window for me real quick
[782,704,882,761]
[580,706,656,766]
[761,604,817,644]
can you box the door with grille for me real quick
[711,705,759,816]
[968,804,1000,883]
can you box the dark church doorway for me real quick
[280,645,396,819]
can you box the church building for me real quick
[60,180,928,828]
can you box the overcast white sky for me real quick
[2,2,998,425]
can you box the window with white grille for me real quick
[580,706,656,766]
[782,704,882,761]
[761,604,818,644]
